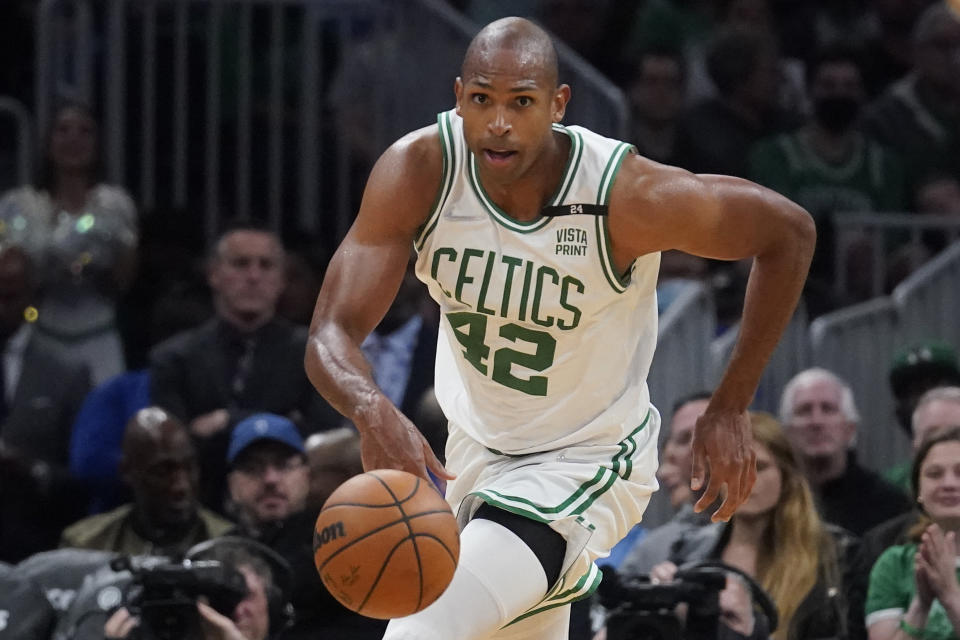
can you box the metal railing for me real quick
[0,97,34,189]
[36,0,629,248]
[834,211,960,299]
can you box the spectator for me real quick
[303,426,363,513]
[149,221,340,513]
[225,413,386,640]
[890,342,960,441]
[60,407,232,557]
[102,537,286,640]
[620,392,714,577]
[865,426,960,640]
[0,245,91,562]
[675,25,796,179]
[749,44,907,312]
[649,412,856,640]
[0,99,138,384]
[847,386,960,640]
[779,367,912,535]
[888,385,960,495]
[862,2,960,197]
[627,46,687,167]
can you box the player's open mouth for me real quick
[484,149,517,165]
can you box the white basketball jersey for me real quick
[414,109,660,454]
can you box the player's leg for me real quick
[381,506,565,640]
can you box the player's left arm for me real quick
[608,155,816,520]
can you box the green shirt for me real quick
[866,542,960,640]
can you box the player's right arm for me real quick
[304,126,452,483]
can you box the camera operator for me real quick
[102,542,275,640]
[595,563,769,640]
[649,413,856,640]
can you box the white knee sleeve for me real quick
[382,518,549,640]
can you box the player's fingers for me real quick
[739,449,757,506]
[694,470,721,514]
[421,437,456,480]
[690,444,706,491]
[713,468,741,523]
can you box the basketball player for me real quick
[305,17,815,640]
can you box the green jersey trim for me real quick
[506,564,602,625]
[595,142,635,293]
[596,215,628,293]
[466,126,583,233]
[598,141,634,205]
[469,410,650,520]
[415,111,456,250]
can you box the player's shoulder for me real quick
[380,123,444,182]
[611,153,702,210]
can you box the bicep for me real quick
[610,159,812,262]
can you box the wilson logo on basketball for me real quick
[315,522,346,547]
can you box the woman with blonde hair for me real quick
[651,411,856,639]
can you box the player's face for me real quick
[229,442,310,524]
[209,231,285,323]
[785,380,855,461]
[912,399,960,451]
[454,49,569,185]
[736,442,781,518]
[233,566,271,640]
[917,441,960,529]
[658,398,709,508]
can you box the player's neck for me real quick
[477,130,570,222]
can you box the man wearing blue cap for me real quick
[225,413,386,640]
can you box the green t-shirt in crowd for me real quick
[866,542,960,640]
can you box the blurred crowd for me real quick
[0,0,958,639]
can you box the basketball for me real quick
[313,469,460,619]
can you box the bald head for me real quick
[123,407,189,461]
[122,407,199,527]
[462,17,559,88]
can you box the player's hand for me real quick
[691,409,756,522]
[356,394,454,483]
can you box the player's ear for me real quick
[552,84,570,123]
[454,77,464,116]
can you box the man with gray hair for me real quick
[779,367,911,535]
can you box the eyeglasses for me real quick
[233,456,306,478]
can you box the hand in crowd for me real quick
[104,607,139,639]
[197,600,248,640]
[190,409,231,438]
[649,561,678,585]
[916,524,960,603]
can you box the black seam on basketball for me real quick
[410,533,458,564]
[357,537,412,613]
[315,510,454,572]
[369,471,421,504]
[369,474,427,610]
